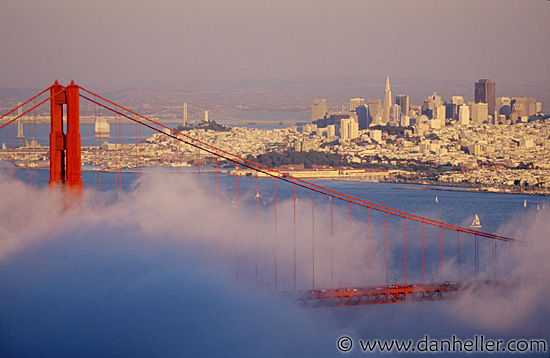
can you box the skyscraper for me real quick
[311,99,327,122]
[422,92,442,119]
[395,95,409,117]
[451,96,464,106]
[471,102,488,126]
[367,99,382,126]
[475,79,495,115]
[356,104,369,130]
[382,77,391,124]
[339,117,358,141]
[349,98,365,112]
[389,104,401,126]
[445,102,457,120]
[447,96,464,120]
[457,104,469,126]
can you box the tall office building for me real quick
[422,92,442,119]
[382,77,392,124]
[389,104,401,126]
[350,98,365,112]
[458,104,470,126]
[395,95,409,117]
[367,99,382,125]
[471,102,488,126]
[434,105,446,122]
[327,124,336,139]
[451,96,464,106]
[445,102,458,120]
[475,79,495,115]
[356,104,369,130]
[496,97,511,118]
[511,97,540,117]
[339,117,359,141]
[311,99,328,122]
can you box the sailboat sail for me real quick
[470,214,482,228]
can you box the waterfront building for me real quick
[95,116,111,139]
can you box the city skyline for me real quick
[313,77,543,125]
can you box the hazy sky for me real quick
[1,0,549,89]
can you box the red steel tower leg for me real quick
[65,81,82,192]
[49,80,82,193]
[49,81,65,186]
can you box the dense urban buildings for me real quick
[1,77,547,194]
[299,77,547,191]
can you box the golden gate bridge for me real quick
[0,81,524,308]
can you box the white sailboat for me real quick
[524,199,527,207]
[470,214,482,228]
[435,196,439,203]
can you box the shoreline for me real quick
[390,183,549,196]
[5,164,550,196]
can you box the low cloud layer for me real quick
[0,173,548,356]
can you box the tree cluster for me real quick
[174,120,230,132]
[249,150,346,169]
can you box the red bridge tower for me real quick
[49,80,82,192]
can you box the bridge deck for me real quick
[292,282,462,308]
